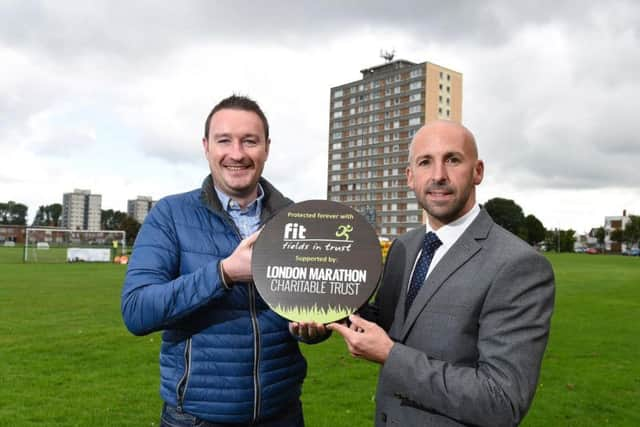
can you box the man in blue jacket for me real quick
[122,95,325,426]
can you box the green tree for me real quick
[32,205,45,226]
[545,228,576,252]
[0,201,28,225]
[101,209,128,230]
[559,229,576,252]
[101,209,140,245]
[610,228,624,246]
[49,203,62,226]
[484,198,526,239]
[595,227,606,253]
[623,215,640,246]
[32,203,62,226]
[544,230,557,252]
[523,214,546,246]
[120,216,141,246]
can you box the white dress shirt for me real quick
[408,204,481,289]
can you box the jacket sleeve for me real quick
[121,199,229,336]
[379,251,555,427]
[359,238,402,331]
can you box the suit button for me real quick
[381,412,387,422]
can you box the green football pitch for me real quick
[0,252,638,426]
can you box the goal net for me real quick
[24,227,126,263]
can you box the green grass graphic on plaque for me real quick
[273,303,355,323]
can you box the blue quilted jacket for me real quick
[121,176,307,423]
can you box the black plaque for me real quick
[252,200,382,323]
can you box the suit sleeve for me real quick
[379,250,555,427]
[121,199,230,336]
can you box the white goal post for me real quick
[23,227,126,263]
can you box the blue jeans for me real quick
[160,402,304,427]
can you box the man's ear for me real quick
[202,137,209,154]
[406,165,415,190]
[473,160,484,185]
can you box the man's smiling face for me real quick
[202,108,270,207]
[407,121,483,229]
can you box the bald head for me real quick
[409,120,478,164]
[406,120,484,229]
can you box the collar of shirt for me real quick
[426,204,481,251]
[409,204,481,287]
[214,184,264,238]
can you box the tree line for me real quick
[0,201,28,225]
[482,198,640,252]
[483,197,575,252]
[0,201,141,245]
[3,198,639,251]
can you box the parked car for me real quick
[585,247,599,254]
[625,248,640,256]
[574,247,586,253]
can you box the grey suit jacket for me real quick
[366,209,555,427]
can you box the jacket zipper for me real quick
[249,282,261,423]
[210,206,265,423]
[176,338,192,412]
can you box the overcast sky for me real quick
[2,1,639,233]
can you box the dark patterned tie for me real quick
[405,231,442,316]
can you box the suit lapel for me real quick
[399,210,493,340]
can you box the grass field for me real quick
[0,252,638,426]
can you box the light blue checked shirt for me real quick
[214,184,264,239]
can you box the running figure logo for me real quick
[336,225,353,241]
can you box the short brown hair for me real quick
[204,95,269,140]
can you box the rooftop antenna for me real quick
[380,49,395,63]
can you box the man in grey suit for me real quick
[329,121,555,426]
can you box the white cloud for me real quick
[1,1,639,231]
